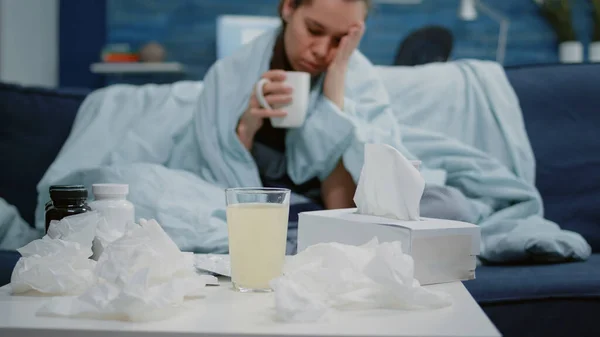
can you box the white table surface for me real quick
[0,279,500,337]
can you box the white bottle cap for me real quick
[92,183,129,196]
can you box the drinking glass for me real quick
[225,188,290,292]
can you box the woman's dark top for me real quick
[252,32,322,203]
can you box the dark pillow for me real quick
[506,64,600,252]
[0,82,88,225]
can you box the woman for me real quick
[233,0,470,221]
[234,0,447,212]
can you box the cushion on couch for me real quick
[465,253,600,337]
[0,83,88,225]
[466,254,600,303]
[506,64,600,252]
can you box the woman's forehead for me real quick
[299,0,366,32]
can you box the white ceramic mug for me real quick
[255,71,310,128]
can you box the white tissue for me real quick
[37,219,218,322]
[47,211,99,251]
[11,211,217,322]
[10,212,100,295]
[91,215,128,261]
[354,143,425,220]
[270,238,452,323]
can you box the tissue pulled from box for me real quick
[270,238,452,323]
[354,143,425,221]
[10,212,100,295]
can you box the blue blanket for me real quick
[13,28,588,263]
[33,81,233,253]
[378,61,591,263]
[0,198,40,250]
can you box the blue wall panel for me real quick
[107,0,595,81]
[59,0,107,88]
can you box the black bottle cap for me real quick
[49,185,88,200]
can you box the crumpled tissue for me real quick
[10,212,100,295]
[269,238,452,323]
[354,143,425,221]
[10,211,217,322]
[92,211,129,260]
[37,218,217,322]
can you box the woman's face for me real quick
[281,0,367,76]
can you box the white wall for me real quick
[0,0,59,87]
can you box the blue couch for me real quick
[464,63,600,337]
[1,63,599,336]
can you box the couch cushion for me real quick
[506,64,600,252]
[465,254,600,303]
[465,254,600,337]
[482,299,600,337]
[0,83,88,225]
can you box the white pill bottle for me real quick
[89,184,135,231]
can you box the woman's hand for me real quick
[330,23,366,70]
[237,70,292,150]
[324,23,365,110]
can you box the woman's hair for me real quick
[278,0,371,19]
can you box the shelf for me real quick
[90,62,185,74]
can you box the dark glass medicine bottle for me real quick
[44,185,92,232]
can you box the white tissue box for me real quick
[297,209,480,285]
